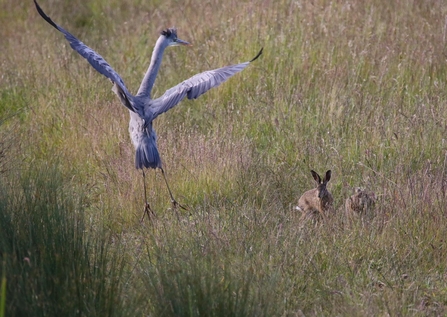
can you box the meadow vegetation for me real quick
[1,0,447,315]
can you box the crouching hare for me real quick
[345,187,376,221]
[296,170,334,222]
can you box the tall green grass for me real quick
[0,164,136,316]
[138,217,275,316]
[1,0,447,315]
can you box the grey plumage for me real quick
[34,0,262,217]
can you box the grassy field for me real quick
[1,0,447,315]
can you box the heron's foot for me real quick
[170,200,186,222]
[171,199,188,211]
[141,203,156,223]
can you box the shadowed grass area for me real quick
[0,163,137,316]
[1,0,447,315]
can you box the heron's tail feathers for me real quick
[135,139,162,170]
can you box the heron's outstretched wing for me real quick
[34,0,135,112]
[149,48,263,119]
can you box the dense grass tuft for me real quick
[0,164,135,316]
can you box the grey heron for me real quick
[34,0,263,220]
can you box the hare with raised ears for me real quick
[296,170,334,222]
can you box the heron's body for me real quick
[34,0,262,216]
[127,111,159,169]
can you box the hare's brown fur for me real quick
[297,170,334,222]
[345,187,376,219]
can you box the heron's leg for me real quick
[141,169,156,222]
[160,167,188,215]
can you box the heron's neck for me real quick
[137,36,168,98]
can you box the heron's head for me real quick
[161,28,191,47]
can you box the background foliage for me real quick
[1,0,447,315]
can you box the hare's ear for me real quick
[323,170,332,183]
[311,170,321,183]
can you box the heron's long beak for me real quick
[174,38,191,46]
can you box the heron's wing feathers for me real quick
[112,83,134,112]
[34,0,134,111]
[150,62,251,119]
